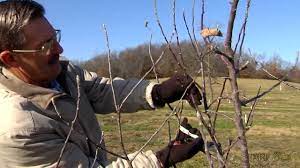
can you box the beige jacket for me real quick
[0,61,160,168]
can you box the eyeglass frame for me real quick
[11,29,61,54]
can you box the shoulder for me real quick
[60,60,99,82]
[0,88,35,135]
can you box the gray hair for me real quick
[0,0,45,52]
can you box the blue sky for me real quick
[37,0,300,63]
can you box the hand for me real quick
[155,118,204,167]
[151,73,202,107]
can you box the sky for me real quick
[36,0,300,63]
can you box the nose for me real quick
[51,40,64,54]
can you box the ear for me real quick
[0,50,19,67]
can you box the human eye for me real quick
[40,40,53,52]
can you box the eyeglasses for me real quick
[11,29,61,54]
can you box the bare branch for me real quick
[146,20,178,144]
[245,87,261,128]
[261,67,300,90]
[56,75,81,168]
[239,61,250,71]
[212,78,228,128]
[237,0,251,69]
[208,96,232,109]
[197,114,215,168]
[214,48,234,62]
[154,0,186,71]
[87,139,127,160]
[206,110,234,121]
[200,0,205,30]
[130,78,197,161]
[192,100,225,166]
[118,41,172,110]
[234,0,251,68]
[145,21,159,83]
[130,106,177,162]
[249,49,300,90]
[172,0,185,67]
[90,132,104,168]
[102,25,131,166]
[182,11,210,112]
[241,80,281,105]
[223,137,240,167]
[224,0,239,55]
[182,10,202,60]
[191,0,197,43]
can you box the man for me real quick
[0,0,204,167]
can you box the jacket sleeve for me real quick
[68,63,156,114]
[0,130,160,168]
[0,93,158,168]
[0,128,101,168]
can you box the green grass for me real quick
[96,78,300,167]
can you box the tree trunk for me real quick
[228,64,250,168]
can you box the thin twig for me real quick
[223,136,240,157]
[146,20,174,146]
[261,67,300,90]
[88,139,127,160]
[196,111,214,168]
[245,86,260,127]
[154,0,186,71]
[183,10,210,112]
[237,0,251,60]
[200,0,205,30]
[130,79,196,161]
[214,48,233,62]
[118,40,172,110]
[206,110,234,121]
[234,0,251,69]
[102,25,131,166]
[191,0,197,43]
[207,55,215,106]
[241,80,282,105]
[249,49,300,90]
[146,22,178,147]
[172,0,185,67]
[208,96,232,109]
[90,132,104,168]
[212,78,228,128]
[183,10,202,61]
[200,0,210,44]
[145,22,159,83]
[192,99,225,166]
[56,75,81,168]
[223,137,240,167]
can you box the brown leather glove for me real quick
[151,74,202,107]
[155,118,204,167]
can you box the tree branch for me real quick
[102,24,131,167]
[56,75,81,168]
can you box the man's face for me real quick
[13,16,63,86]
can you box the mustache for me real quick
[48,54,60,64]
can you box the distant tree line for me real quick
[75,41,300,83]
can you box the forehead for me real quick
[22,17,55,46]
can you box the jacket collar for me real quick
[0,61,70,109]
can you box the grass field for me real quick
[96,78,300,167]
